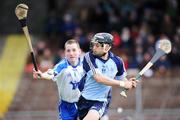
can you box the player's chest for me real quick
[96,61,118,77]
[63,67,83,81]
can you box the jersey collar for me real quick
[90,51,113,63]
[66,58,81,68]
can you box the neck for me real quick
[69,60,79,66]
[101,52,109,60]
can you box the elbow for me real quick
[93,75,103,83]
[94,76,106,84]
[93,74,107,84]
[95,78,103,83]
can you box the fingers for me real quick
[33,68,42,79]
[131,80,138,88]
[124,78,139,89]
[129,77,140,88]
[132,81,137,88]
[124,80,133,89]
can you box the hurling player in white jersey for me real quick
[77,33,138,120]
[33,39,84,120]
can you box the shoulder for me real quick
[53,59,68,74]
[109,52,126,75]
[82,52,90,72]
[83,52,97,72]
[109,52,124,65]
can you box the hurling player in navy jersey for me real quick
[77,33,138,120]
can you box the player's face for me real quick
[65,43,81,65]
[91,42,107,57]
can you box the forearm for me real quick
[40,72,54,80]
[94,75,125,88]
[35,69,54,80]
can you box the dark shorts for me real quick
[77,96,108,120]
[58,100,78,120]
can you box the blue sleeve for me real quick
[112,56,126,76]
[83,52,97,72]
[89,52,98,68]
[83,57,90,72]
[53,59,68,76]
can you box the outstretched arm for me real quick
[93,74,138,89]
[33,69,54,80]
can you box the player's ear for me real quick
[79,48,82,55]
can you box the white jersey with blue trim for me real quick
[52,58,84,103]
[81,52,127,102]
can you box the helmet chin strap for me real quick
[100,44,111,57]
[92,43,111,57]
[103,44,111,53]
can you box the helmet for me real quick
[91,33,113,45]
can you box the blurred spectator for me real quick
[131,46,143,68]
[143,34,156,55]
[74,27,89,52]
[120,53,129,69]
[141,52,154,78]
[161,14,175,35]
[170,30,180,65]
[53,49,65,65]
[139,22,150,41]
[44,11,62,38]
[91,1,109,31]
[61,13,77,36]
[130,25,139,40]
[39,48,54,72]
[154,56,171,77]
[36,40,46,56]
[111,31,122,48]
[121,27,133,48]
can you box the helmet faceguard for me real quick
[91,33,113,46]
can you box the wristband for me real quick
[41,72,53,80]
[119,81,125,87]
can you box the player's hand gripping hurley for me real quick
[15,4,38,72]
[120,39,172,97]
